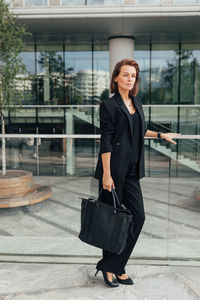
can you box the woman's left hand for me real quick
[161,132,181,145]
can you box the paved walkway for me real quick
[0,263,200,299]
[0,176,199,299]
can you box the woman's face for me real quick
[114,65,136,92]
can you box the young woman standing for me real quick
[94,59,180,287]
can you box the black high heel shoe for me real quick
[95,269,119,287]
[114,273,134,285]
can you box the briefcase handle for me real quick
[97,187,121,210]
[111,188,121,207]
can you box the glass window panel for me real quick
[37,45,64,105]
[19,46,35,75]
[25,0,48,5]
[65,44,92,105]
[10,46,36,105]
[87,0,122,4]
[10,108,36,125]
[180,50,195,104]
[93,44,109,104]
[180,45,200,105]
[151,44,179,104]
[136,0,160,5]
[1,136,199,262]
[135,44,150,104]
[180,107,200,135]
[62,0,85,5]
[174,0,198,4]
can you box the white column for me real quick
[109,36,135,80]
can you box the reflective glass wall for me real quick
[1,37,199,265]
[0,136,199,265]
[16,40,200,106]
[4,39,199,177]
[17,41,109,106]
[135,43,200,105]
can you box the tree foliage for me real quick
[0,0,30,109]
[0,0,31,175]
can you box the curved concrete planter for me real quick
[0,170,52,208]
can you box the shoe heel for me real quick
[95,269,99,276]
[101,270,119,287]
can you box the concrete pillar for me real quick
[109,36,135,79]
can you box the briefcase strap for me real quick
[111,188,121,207]
[97,187,121,209]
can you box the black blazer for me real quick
[94,91,147,185]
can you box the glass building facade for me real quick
[4,39,200,178]
[0,0,199,265]
[16,42,200,106]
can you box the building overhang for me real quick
[10,5,200,43]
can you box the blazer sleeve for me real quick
[99,101,115,154]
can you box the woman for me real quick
[94,59,180,287]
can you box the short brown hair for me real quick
[110,59,140,97]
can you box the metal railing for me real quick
[0,134,199,177]
[8,0,200,8]
[1,104,200,175]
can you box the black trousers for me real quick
[96,163,145,276]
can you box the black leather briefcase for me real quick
[78,188,134,254]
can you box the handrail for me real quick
[151,121,200,145]
[0,134,200,139]
[8,0,200,8]
[4,104,200,108]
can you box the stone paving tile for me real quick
[0,264,200,300]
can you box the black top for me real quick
[129,108,142,164]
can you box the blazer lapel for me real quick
[114,91,133,138]
[132,96,145,135]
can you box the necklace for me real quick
[123,97,135,114]
[124,98,132,107]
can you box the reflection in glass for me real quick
[25,0,48,6]
[135,45,150,104]
[17,47,36,105]
[151,45,179,104]
[10,108,36,125]
[37,46,64,105]
[0,137,199,261]
[136,0,160,5]
[181,46,200,104]
[4,0,11,5]
[167,176,200,261]
[174,0,198,4]
[62,0,85,5]
[93,44,109,103]
[65,44,92,104]
[3,137,99,176]
[2,136,200,178]
[150,106,178,134]
[180,107,200,135]
[87,0,122,4]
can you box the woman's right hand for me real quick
[102,173,115,192]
